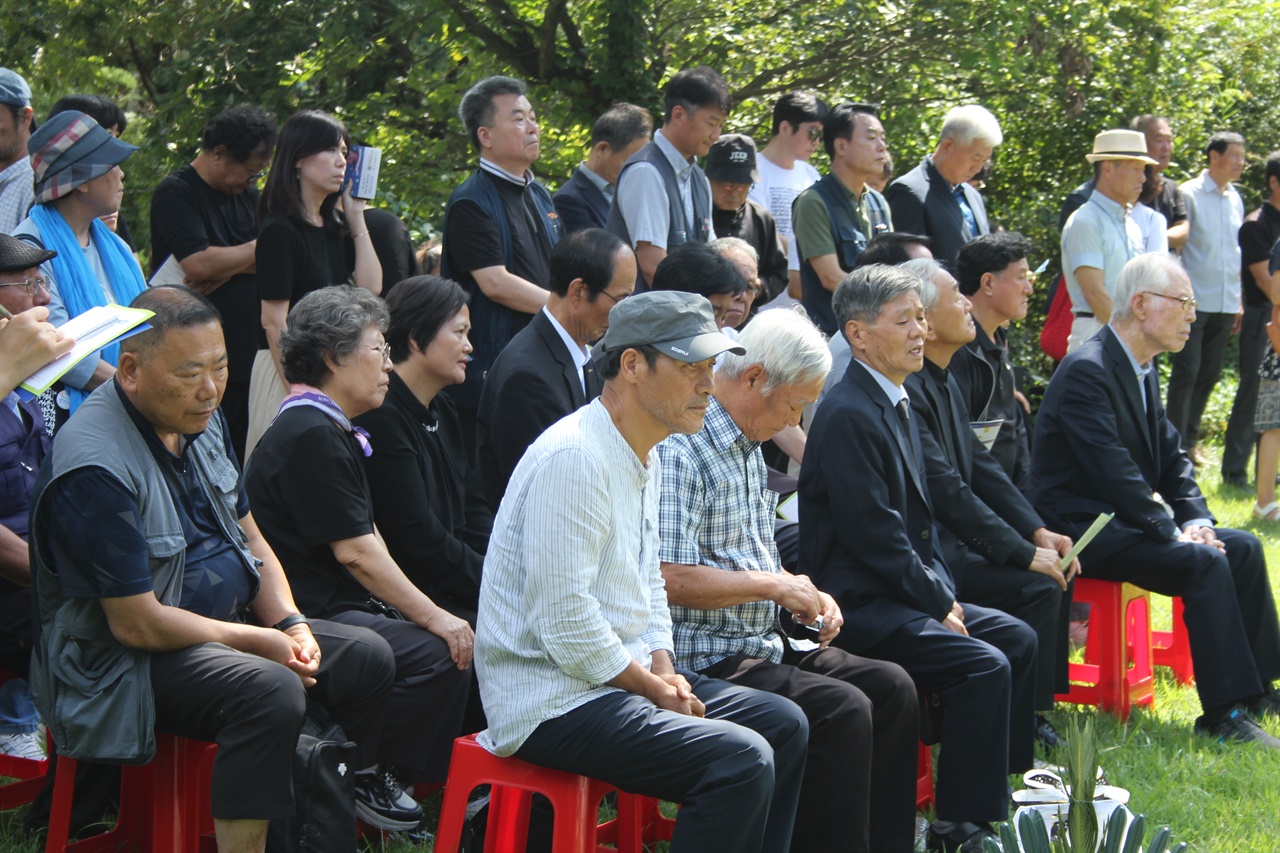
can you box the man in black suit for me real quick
[1032,252,1280,747]
[553,104,652,234]
[476,228,636,510]
[884,105,1001,265]
[904,257,1078,747]
[800,264,1037,853]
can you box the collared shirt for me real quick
[616,128,708,250]
[0,157,34,234]
[1131,202,1169,255]
[541,305,589,394]
[1180,171,1244,313]
[855,357,908,407]
[1107,326,1212,530]
[1060,190,1144,310]
[479,157,534,187]
[657,398,784,671]
[475,399,674,756]
[576,162,614,204]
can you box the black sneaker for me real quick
[926,820,997,852]
[354,766,425,831]
[1195,705,1280,749]
[1034,714,1060,751]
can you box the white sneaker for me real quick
[0,731,46,761]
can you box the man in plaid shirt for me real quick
[657,307,920,853]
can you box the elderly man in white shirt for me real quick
[1167,131,1247,462]
[475,290,808,853]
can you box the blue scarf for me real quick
[29,204,147,413]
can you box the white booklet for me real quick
[148,254,187,287]
[970,418,1004,451]
[19,304,155,397]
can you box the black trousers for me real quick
[515,673,808,853]
[1223,304,1271,479]
[26,618,396,829]
[1084,527,1280,711]
[1166,310,1235,448]
[957,549,1071,709]
[701,646,919,853]
[326,609,471,781]
[848,603,1037,824]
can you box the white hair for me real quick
[1112,253,1190,323]
[710,236,759,267]
[718,306,831,393]
[939,104,1003,147]
[899,257,949,310]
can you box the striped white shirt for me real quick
[475,399,674,755]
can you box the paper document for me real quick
[148,254,187,287]
[970,419,1003,451]
[1059,512,1114,570]
[19,304,155,396]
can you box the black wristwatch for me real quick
[273,613,311,632]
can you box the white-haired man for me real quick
[885,105,1002,264]
[658,308,919,852]
[1032,252,1280,747]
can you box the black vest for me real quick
[796,175,890,334]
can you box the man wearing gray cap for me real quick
[0,69,35,233]
[475,290,808,853]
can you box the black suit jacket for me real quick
[1030,325,1212,562]
[553,167,610,234]
[884,157,990,263]
[476,310,598,511]
[799,359,957,652]
[906,360,1041,589]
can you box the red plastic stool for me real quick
[433,733,676,853]
[0,670,47,810]
[45,733,218,852]
[916,742,934,810]
[1152,596,1195,685]
[1055,578,1155,720]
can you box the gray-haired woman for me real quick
[244,285,471,832]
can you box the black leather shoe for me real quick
[1222,472,1249,490]
[926,820,997,852]
[1195,705,1280,749]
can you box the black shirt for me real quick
[45,385,255,620]
[150,165,262,381]
[950,324,1031,492]
[365,207,419,299]
[256,213,355,348]
[353,372,490,617]
[711,199,790,309]
[1239,202,1280,308]
[244,405,376,617]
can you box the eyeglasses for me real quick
[599,290,630,305]
[806,126,823,141]
[368,342,392,361]
[0,276,49,297]
[1142,291,1198,313]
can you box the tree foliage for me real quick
[5,0,1280,371]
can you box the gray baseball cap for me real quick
[598,291,745,363]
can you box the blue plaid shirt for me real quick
[657,397,785,670]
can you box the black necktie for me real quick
[896,398,919,468]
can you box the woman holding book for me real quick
[245,109,382,459]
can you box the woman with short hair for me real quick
[245,285,469,832]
